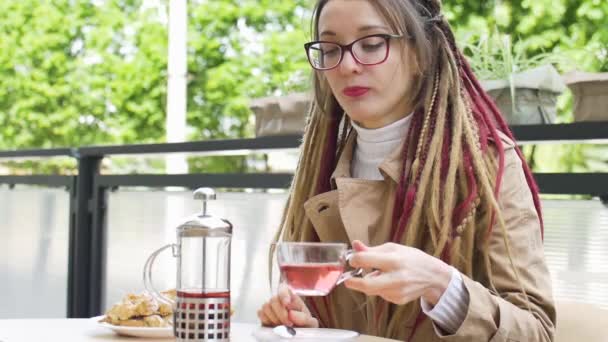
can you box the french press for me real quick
[144,187,232,341]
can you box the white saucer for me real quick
[92,315,174,338]
[252,326,359,341]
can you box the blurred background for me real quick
[0,0,606,174]
[0,0,606,327]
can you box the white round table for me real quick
[0,319,398,342]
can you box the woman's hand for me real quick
[344,240,452,306]
[257,283,319,328]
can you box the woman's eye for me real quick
[361,42,384,52]
[323,48,340,57]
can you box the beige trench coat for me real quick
[301,131,556,341]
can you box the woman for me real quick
[257,0,556,341]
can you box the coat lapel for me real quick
[303,190,350,243]
[303,131,406,247]
[334,177,383,246]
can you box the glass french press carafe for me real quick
[144,187,232,341]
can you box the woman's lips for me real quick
[343,86,370,98]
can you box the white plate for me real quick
[92,316,174,339]
[252,326,359,341]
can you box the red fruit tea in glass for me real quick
[275,242,362,296]
[280,262,344,296]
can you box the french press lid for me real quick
[176,187,232,236]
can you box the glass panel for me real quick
[0,187,70,318]
[104,192,608,323]
[543,199,608,309]
[104,190,287,323]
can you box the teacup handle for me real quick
[336,249,363,285]
[143,243,178,306]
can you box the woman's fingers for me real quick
[352,240,369,252]
[288,309,319,328]
[258,284,316,328]
[349,250,398,271]
[269,295,293,326]
[344,272,395,296]
[366,269,382,278]
[257,309,273,327]
[262,302,281,326]
[286,291,308,312]
[258,285,307,328]
[352,240,399,253]
[277,283,292,306]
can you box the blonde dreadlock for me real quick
[269,0,543,339]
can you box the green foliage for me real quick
[183,0,310,172]
[0,0,606,175]
[0,0,311,173]
[444,0,608,175]
[462,30,567,81]
[0,0,167,149]
[445,0,608,73]
[186,0,311,141]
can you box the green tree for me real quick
[0,0,312,173]
[0,0,167,149]
[444,0,608,71]
[0,0,605,175]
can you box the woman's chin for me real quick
[344,110,382,126]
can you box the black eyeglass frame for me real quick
[304,33,403,71]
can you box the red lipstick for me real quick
[343,86,370,98]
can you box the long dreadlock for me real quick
[270,0,543,339]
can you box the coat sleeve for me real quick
[437,148,556,342]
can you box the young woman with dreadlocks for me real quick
[257,0,556,341]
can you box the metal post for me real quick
[67,155,102,318]
[88,182,108,317]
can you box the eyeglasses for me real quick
[304,33,403,71]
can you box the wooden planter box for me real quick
[250,93,310,137]
[481,65,566,125]
[563,71,608,122]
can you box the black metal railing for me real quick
[1,121,608,318]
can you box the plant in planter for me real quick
[249,92,310,137]
[463,31,567,125]
[562,71,608,122]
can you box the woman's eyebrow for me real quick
[358,24,390,32]
[320,24,390,37]
[320,30,337,37]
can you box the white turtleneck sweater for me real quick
[350,115,469,335]
[351,115,411,180]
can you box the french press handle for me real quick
[143,243,179,305]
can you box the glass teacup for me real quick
[275,242,363,296]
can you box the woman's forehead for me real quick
[318,0,390,38]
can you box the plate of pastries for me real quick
[93,289,176,338]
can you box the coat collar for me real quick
[330,128,517,187]
[330,130,404,186]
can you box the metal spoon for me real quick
[273,325,297,338]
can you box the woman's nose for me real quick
[338,50,362,75]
